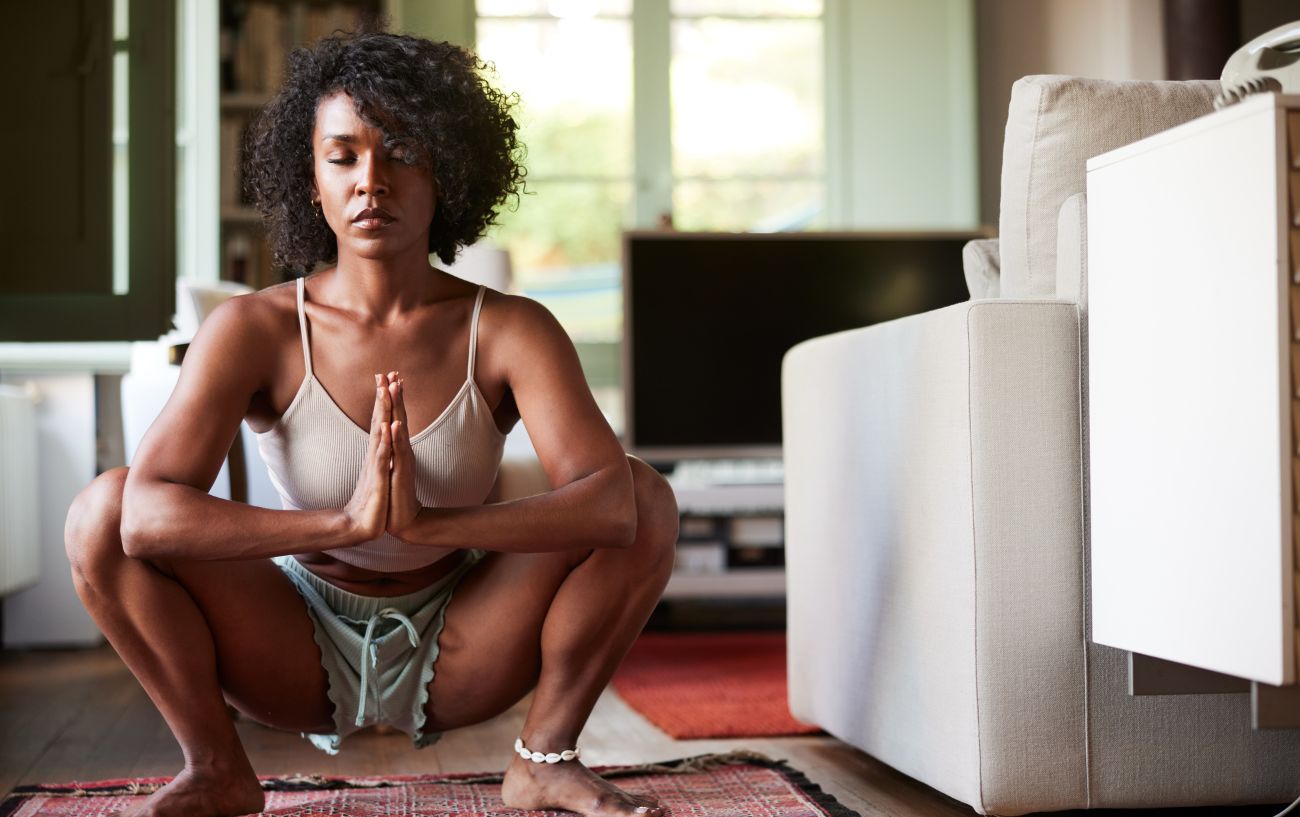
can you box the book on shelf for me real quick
[224,232,252,285]
[219,118,243,206]
[233,2,285,93]
[306,3,362,45]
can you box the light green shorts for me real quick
[274,550,487,755]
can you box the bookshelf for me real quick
[218,0,382,290]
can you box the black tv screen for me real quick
[622,231,979,460]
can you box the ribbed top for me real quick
[254,276,506,572]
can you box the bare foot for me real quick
[501,754,668,816]
[118,765,265,817]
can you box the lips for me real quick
[352,207,395,229]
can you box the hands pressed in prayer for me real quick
[383,371,422,541]
[339,371,420,542]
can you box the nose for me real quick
[356,154,390,198]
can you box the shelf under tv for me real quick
[662,568,785,600]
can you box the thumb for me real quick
[390,420,402,474]
[391,419,415,482]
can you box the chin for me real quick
[343,234,422,260]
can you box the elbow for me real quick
[119,512,156,560]
[608,505,638,550]
[612,457,679,552]
[119,487,165,560]
[602,469,639,550]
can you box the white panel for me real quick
[0,373,102,647]
[1087,95,1292,684]
[0,385,41,596]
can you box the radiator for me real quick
[0,383,41,597]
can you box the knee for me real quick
[64,466,130,582]
[627,455,678,577]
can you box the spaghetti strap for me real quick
[296,277,313,376]
[467,285,486,380]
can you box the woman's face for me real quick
[310,91,437,262]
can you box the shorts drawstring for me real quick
[356,608,421,727]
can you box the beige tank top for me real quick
[254,276,507,572]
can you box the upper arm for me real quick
[490,295,629,491]
[123,294,273,520]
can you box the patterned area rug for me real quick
[0,751,859,817]
[612,632,823,739]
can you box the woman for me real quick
[63,31,678,817]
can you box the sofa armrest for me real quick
[781,299,1086,815]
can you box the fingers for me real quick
[371,374,393,467]
[393,375,410,478]
[370,375,386,447]
[387,372,410,449]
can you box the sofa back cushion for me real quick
[998,75,1218,299]
[963,238,1001,299]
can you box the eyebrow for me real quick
[322,134,356,143]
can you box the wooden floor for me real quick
[0,645,1289,817]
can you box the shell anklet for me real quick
[515,737,580,764]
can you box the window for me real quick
[476,0,636,350]
[668,0,824,231]
[474,0,825,427]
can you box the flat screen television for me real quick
[621,230,983,462]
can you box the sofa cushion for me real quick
[1055,193,1087,307]
[999,75,1217,299]
[963,238,1001,299]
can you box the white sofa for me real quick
[782,75,1300,814]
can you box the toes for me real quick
[629,795,666,816]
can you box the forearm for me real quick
[121,480,357,561]
[400,465,637,553]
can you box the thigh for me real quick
[99,466,334,732]
[421,547,589,730]
[163,556,335,733]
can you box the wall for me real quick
[976,0,1300,227]
[826,0,980,229]
[975,0,1164,226]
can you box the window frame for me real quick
[0,0,176,344]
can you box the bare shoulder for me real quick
[471,289,621,486]
[472,290,582,398]
[478,290,571,350]
[193,282,291,355]
[179,279,303,396]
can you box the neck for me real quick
[330,241,443,326]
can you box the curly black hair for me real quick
[244,31,526,271]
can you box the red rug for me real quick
[0,752,858,817]
[611,632,822,739]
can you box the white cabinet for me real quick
[1087,93,1300,686]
